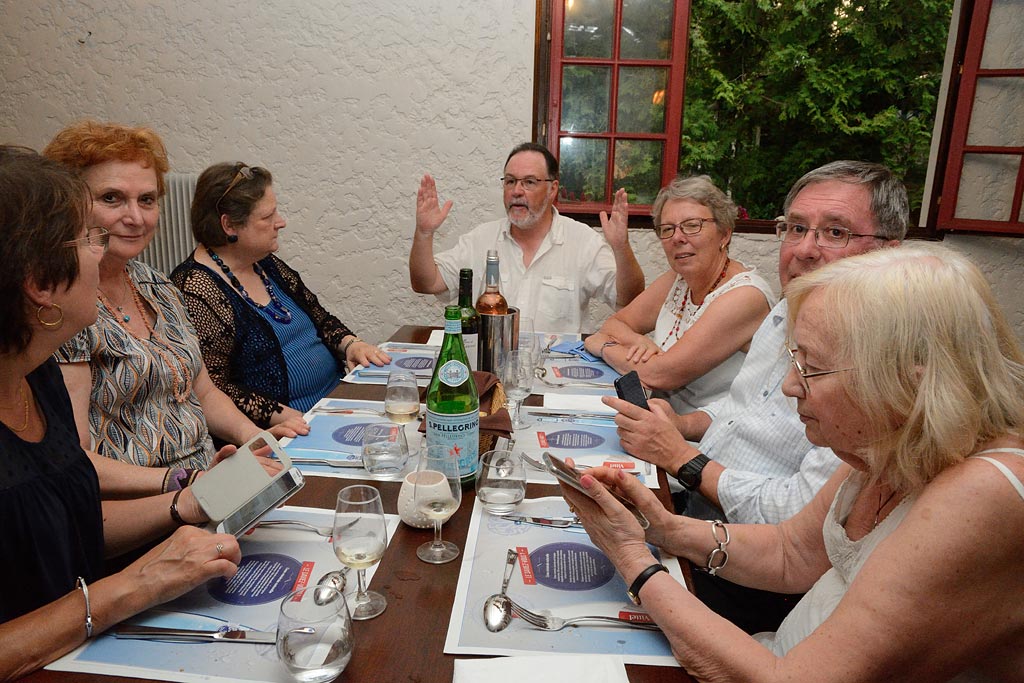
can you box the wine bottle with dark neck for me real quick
[425,305,480,485]
[458,268,479,371]
[475,250,508,315]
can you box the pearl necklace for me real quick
[105,266,194,404]
[659,257,731,347]
[206,248,292,324]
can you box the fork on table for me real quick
[506,594,661,632]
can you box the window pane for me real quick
[563,0,614,58]
[981,0,1024,68]
[617,66,668,133]
[955,153,1019,221]
[559,137,609,203]
[561,65,611,133]
[614,139,663,205]
[621,0,674,60]
[966,77,1024,147]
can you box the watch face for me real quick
[678,454,709,490]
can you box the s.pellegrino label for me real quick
[426,305,480,484]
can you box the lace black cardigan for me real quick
[171,253,355,427]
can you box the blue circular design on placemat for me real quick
[331,422,372,446]
[545,429,606,449]
[529,542,615,591]
[555,365,606,380]
[396,356,434,370]
[208,553,301,605]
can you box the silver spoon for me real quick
[314,568,349,605]
[483,550,518,632]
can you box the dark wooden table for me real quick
[29,326,693,683]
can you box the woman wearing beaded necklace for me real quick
[170,162,389,428]
[584,175,775,413]
[44,121,307,473]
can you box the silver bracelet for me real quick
[704,520,730,576]
[76,576,94,638]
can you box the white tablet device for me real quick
[190,431,305,537]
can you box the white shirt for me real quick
[433,209,618,334]
[695,299,842,524]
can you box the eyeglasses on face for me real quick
[500,176,554,191]
[62,226,109,252]
[216,164,264,214]
[775,221,882,249]
[786,346,854,392]
[655,217,717,240]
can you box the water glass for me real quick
[384,370,420,424]
[516,316,539,364]
[277,585,353,683]
[361,422,409,478]
[476,449,526,515]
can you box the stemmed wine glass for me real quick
[414,445,463,564]
[500,349,534,430]
[516,316,539,365]
[333,485,388,620]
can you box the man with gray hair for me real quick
[409,142,645,334]
[605,160,908,632]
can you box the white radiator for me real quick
[140,172,197,275]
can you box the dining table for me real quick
[27,326,695,683]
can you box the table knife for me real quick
[113,625,277,644]
[288,456,364,468]
[504,515,585,529]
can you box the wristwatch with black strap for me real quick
[675,452,711,491]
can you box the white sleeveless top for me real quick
[755,449,1024,682]
[651,268,776,414]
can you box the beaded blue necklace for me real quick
[206,247,292,324]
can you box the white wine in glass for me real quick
[333,485,388,620]
[384,370,420,423]
[415,445,462,564]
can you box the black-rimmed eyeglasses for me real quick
[62,226,109,252]
[776,221,883,249]
[500,176,554,191]
[786,347,853,392]
[655,218,717,240]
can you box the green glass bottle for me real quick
[458,268,480,371]
[426,305,480,484]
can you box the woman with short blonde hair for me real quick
[561,242,1024,682]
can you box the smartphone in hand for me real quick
[543,452,649,528]
[614,370,650,410]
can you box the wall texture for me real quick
[2,0,1022,341]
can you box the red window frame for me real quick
[545,0,690,218]
[935,0,1024,235]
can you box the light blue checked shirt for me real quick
[694,299,841,524]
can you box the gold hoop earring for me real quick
[37,304,64,329]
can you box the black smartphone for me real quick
[542,452,649,529]
[614,370,650,410]
[217,467,305,537]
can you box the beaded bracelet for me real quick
[76,577,93,638]
[340,336,361,359]
[704,520,730,576]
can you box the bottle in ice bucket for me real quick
[426,305,480,485]
[458,268,479,371]
[475,250,508,315]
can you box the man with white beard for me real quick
[409,142,645,334]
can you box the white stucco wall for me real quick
[2,0,1022,342]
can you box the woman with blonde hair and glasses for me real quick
[584,175,774,413]
[43,121,307,484]
[171,162,389,426]
[561,242,1024,682]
